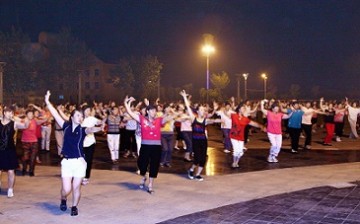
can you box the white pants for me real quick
[107,134,120,161]
[41,126,52,151]
[348,118,359,138]
[267,133,282,157]
[135,135,141,156]
[230,139,245,158]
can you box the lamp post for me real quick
[157,75,160,100]
[261,73,268,99]
[0,62,6,104]
[77,70,84,105]
[235,74,242,102]
[243,73,249,100]
[202,44,215,102]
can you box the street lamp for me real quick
[0,62,6,104]
[243,73,249,100]
[77,70,84,105]
[202,44,215,102]
[235,74,242,102]
[261,73,268,99]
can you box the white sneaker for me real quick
[267,155,274,163]
[7,188,14,198]
[336,137,342,142]
[223,149,231,153]
[272,156,279,163]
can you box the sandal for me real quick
[147,186,154,194]
[139,177,146,189]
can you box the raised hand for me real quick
[179,90,187,97]
[45,90,51,104]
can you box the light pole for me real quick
[202,44,215,102]
[261,73,268,99]
[77,70,84,105]
[235,74,241,102]
[0,62,6,104]
[243,73,249,100]
[157,75,160,100]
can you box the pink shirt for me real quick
[266,111,284,134]
[21,119,38,143]
[140,115,163,145]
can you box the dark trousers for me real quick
[119,128,126,152]
[288,127,301,151]
[124,129,137,153]
[244,125,250,144]
[137,144,162,178]
[335,122,344,137]
[161,134,174,164]
[302,124,312,146]
[83,143,95,179]
[22,142,38,173]
[192,139,208,167]
[182,131,193,153]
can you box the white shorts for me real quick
[61,157,87,178]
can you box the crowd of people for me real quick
[1,91,360,216]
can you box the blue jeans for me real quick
[161,134,174,164]
[181,131,193,153]
[222,128,231,150]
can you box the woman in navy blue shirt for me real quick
[45,91,103,216]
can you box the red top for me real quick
[21,119,38,143]
[230,114,250,141]
[140,115,163,145]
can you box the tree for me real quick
[0,27,32,96]
[311,85,320,99]
[267,84,278,99]
[209,71,230,101]
[45,28,94,100]
[289,84,301,99]
[107,55,163,101]
[108,58,135,99]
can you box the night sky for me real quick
[1,0,360,99]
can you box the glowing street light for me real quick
[243,73,249,99]
[261,73,268,99]
[202,44,215,102]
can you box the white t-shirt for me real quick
[82,116,99,147]
[216,110,233,129]
[180,115,192,132]
[302,108,314,125]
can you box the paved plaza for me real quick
[1,126,360,224]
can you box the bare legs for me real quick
[0,170,15,197]
[61,177,83,207]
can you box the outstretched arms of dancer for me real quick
[124,96,140,123]
[179,90,195,122]
[44,90,65,128]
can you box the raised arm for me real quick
[260,100,268,116]
[319,97,326,111]
[44,90,65,128]
[180,90,195,121]
[29,103,43,112]
[124,96,140,123]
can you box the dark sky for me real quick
[1,0,360,98]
